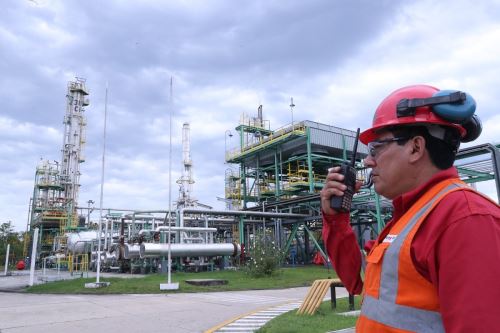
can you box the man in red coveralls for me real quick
[320,85,500,332]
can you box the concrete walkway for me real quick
[0,270,355,333]
[0,282,317,333]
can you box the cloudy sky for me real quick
[2,0,499,231]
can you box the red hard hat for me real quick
[359,85,467,144]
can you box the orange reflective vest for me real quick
[357,178,473,332]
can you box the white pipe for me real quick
[29,228,39,286]
[183,237,204,242]
[138,226,217,237]
[181,208,310,218]
[204,216,208,243]
[156,226,216,233]
[140,243,240,258]
[127,214,158,220]
[178,208,308,237]
[104,218,108,250]
[121,217,270,224]
[104,251,117,263]
[123,244,141,259]
[117,215,254,224]
[4,244,10,275]
[109,219,114,251]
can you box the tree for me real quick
[0,221,24,267]
[0,221,15,242]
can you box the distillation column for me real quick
[60,78,89,228]
[176,122,196,208]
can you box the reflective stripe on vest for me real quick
[360,181,468,332]
[362,295,445,332]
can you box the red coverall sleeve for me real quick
[428,213,500,332]
[322,211,363,295]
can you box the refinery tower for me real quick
[26,78,89,259]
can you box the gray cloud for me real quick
[1,0,499,230]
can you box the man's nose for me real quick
[363,155,376,167]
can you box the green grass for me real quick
[257,297,360,333]
[26,265,337,294]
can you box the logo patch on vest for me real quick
[383,234,397,243]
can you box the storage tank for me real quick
[66,231,99,254]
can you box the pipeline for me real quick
[180,207,309,220]
[179,208,308,242]
[139,243,240,258]
[123,244,141,259]
[156,226,216,233]
[138,226,217,237]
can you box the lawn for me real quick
[26,265,338,294]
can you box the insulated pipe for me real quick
[205,216,209,243]
[178,208,308,239]
[156,226,217,233]
[117,217,264,224]
[104,251,117,263]
[123,244,141,259]
[138,226,217,237]
[109,219,114,251]
[183,236,204,242]
[140,243,240,258]
[104,218,109,250]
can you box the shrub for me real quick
[245,231,283,278]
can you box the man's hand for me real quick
[320,166,362,215]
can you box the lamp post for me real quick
[84,82,110,288]
[290,97,295,129]
[160,76,179,290]
[224,130,233,163]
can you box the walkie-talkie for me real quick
[330,128,360,212]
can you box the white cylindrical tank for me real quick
[140,243,240,259]
[103,251,117,264]
[123,244,141,259]
[66,231,98,254]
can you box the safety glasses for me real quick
[368,137,409,158]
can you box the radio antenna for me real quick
[351,128,360,167]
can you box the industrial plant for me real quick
[22,78,500,278]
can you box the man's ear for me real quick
[408,136,426,163]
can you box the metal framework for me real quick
[455,143,500,199]
[27,78,89,259]
[224,108,500,264]
[224,109,376,264]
